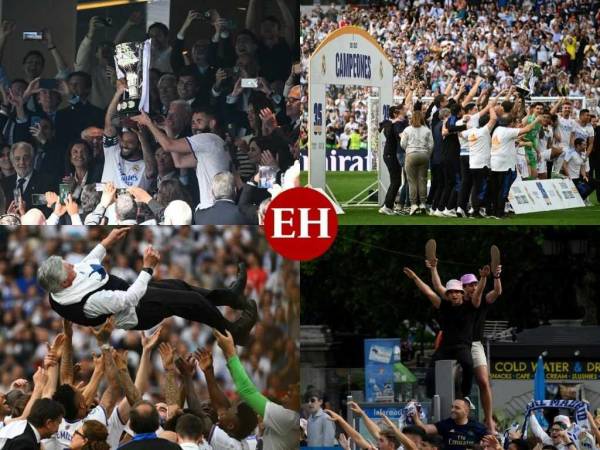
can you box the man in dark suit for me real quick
[119,401,180,450]
[1,142,56,213]
[55,71,105,149]
[0,398,64,449]
[195,171,254,225]
[237,182,272,225]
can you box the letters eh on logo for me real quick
[263,188,338,261]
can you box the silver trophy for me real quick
[114,42,145,117]
[516,61,541,98]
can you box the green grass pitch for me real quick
[300,171,600,225]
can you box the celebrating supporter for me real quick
[321,391,493,450]
[0,226,300,450]
[403,265,481,399]
[414,399,489,450]
[0,1,299,224]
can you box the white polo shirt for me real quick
[556,116,574,147]
[461,126,492,169]
[564,149,587,179]
[491,126,520,172]
[102,135,153,190]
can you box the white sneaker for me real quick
[442,208,458,217]
[456,207,467,218]
[409,205,419,215]
[419,203,426,211]
[464,396,476,410]
[468,207,475,215]
[378,206,395,216]
[433,209,445,217]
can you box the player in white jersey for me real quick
[537,111,564,179]
[562,137,600,202]
[101,82,156,191]
[42,318,129,450]
[43,405,107,450]
[489,114,541,217]
[573,108,595,174]
[133,109,231,211]
[459,101,497,217]
[563,138,589,181]
[549,99,575,175]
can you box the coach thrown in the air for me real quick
[37,228,257,345]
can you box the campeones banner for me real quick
[491,360,600,380]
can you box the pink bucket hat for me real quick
[445,279,464,292]
[460,274,478,285]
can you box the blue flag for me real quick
[534,356,548,429]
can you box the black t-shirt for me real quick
[257,39,292,83]
[590,126,600,164]
[472,296,492,342]
[435,418,488,450]
[380,120,398,156]
[438,300,477,347]
[395,119,409,156]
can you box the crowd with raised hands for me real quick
[0,320,300,450]
[0,226,300,448]
[0,0,302,224]
[302,1,600,100]
[300,1,600,218]
[378,91,599,218]
[306,398,600,450]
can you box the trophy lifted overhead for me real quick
[515,61,542,98]
[114,40,151,118]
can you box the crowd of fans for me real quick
[300,1,600,218]
[303,396,600,450]
[0,226,300,449]
[0,0,302,225]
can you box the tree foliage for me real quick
[301,226,599,337]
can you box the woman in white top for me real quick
[400,110,434,215]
